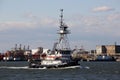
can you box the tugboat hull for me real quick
[95,55,116,61]
[29,60,79,69]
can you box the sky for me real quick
[0,0,120,52]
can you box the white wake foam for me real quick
[80,66,90,69]
[0,65,89,70]
[0,66,80,70]
[0,66,28,69]
[52,65,81,69]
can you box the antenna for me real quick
[60,9,63,26]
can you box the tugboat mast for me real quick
[60,9,64,26]
[56,9,70,50]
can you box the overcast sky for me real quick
[0,0,120,52]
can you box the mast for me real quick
[55,9,70,50]
[60,9,63,26]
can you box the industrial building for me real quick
[96,45,120,55]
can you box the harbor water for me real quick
[0,61,120,80]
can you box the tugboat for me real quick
[95,54,116,61]
[28,9,79,68]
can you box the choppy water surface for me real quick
[0,61,120,80]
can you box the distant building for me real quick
[96,45,106,55]
[96,45,120,55]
